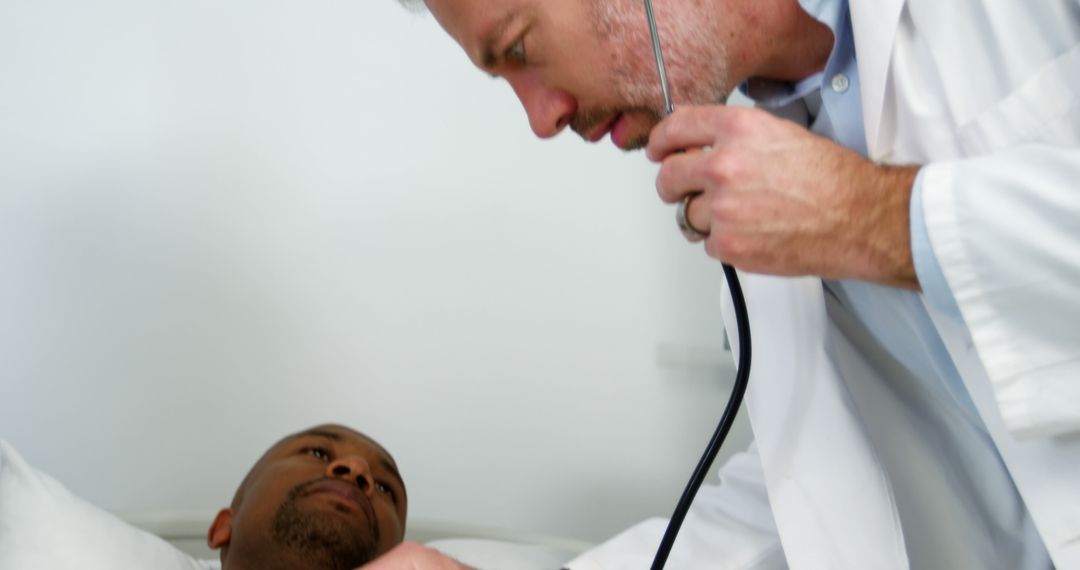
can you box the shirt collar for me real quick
[736,0,848,107]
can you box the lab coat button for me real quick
[831,74,850,93]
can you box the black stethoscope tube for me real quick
[639,1,753,566]
[650,264,752,569]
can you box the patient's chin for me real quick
[271,496,379,569]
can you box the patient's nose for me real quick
[327,455,376,497]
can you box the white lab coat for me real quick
[567,0,1080,568]
[843,0,1080,565]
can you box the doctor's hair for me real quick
[396,0,427,12]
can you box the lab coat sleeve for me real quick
[563,443,787,570]
[918,144,1080,439]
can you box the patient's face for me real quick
[210,424,407,570]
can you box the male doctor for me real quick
[392,0,1080,567]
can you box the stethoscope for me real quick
[640,1,753,568]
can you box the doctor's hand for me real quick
[647,105,920,289]
[356,542,475,570]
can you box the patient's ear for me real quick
[208,508,234,549]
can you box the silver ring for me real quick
[676,194,707,242]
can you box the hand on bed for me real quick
[356,541,475,570]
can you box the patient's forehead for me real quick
[268,424,397,466]
[286,423,383,447]
[235,423,402,505]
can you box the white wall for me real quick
[0,0,750,542]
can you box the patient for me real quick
[206,424,408,570]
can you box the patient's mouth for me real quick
[304,479,376,525]
[273,479,381,567]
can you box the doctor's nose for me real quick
[326,455,376,497]
[507,75,577,139]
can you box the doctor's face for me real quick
[425,0,735,150]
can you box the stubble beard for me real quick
[269,480,381,570]
[581,0,732,150]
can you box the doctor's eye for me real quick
[302,447,331,461]
[505,38,526,66]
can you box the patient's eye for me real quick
[375,481,396,501]
[303,447,331,461]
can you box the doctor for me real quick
[395,0,1080,567]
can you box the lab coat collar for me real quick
[848,0,905,160]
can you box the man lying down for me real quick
[208,423,470,570]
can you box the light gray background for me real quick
[0,0,750,542]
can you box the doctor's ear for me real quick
[208,508,234,550]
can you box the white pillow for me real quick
[0,440,213,569]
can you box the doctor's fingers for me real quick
[356,542,474,570]
[646,105,757,162]
[682,191,715,241]
[655,146,742,205]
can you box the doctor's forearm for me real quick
[856,163,920,290]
